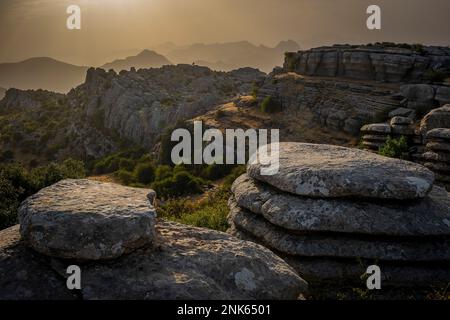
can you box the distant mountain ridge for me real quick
[101,50,172,72]
[0,57,89,93]
[0,87,5,100]
[0,40,298,93]
[152,40,300,72]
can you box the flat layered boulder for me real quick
[427,128,450,141]
[426,141,450,153]
[228,200,450,262]
[420,105,450,134]
[360,123,391,134]
[18,179,157,260]
[247,143,434,199]
[232,174,450,236]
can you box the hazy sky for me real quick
[1,0,449,66]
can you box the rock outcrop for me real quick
[0,179,307,300]
[423,128,450,189]
[228,142,450,289]
[361,105,450,190]
[256,72,401,135]
[70,65,266,149]
[284,45,450,83]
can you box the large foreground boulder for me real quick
[18,179,157,260]
[1,179,307,300]
[0,221,307,300]
[229,142,450,290]
[247,143,435,199]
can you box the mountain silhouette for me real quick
[154,40,300,72]
[0,57,89,93]
[101,50,172,72]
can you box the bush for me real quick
[260,96,282,113]
[155,165,172,181]
[152,171,206,198]
[0,159,87,230]
[0,177,20,229]
[133,163,155,185]
[424,69,447,83]
[201,163,234,181]
[119,158,135,171]
[251,82,259,98]
[156,166,244,231]
[115,169,134,185]
[378,136,409,159]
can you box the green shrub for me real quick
[115,169,134,185]
[260,96,282,113]
[378,136,409,159]
[285,52,297,71]
[157,185,229,231]
[251,83,259,98]
[424,69,447,83]
[152,171,206,198]
[0,177,20,229]
[155,165,172,181]
[119,158,135,171]
[0,160,87,230]
[201,163,233,181]
[133,163,155,185]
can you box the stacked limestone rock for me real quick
[423,128,450,189]
[360,117,417,152]
[0,179,307,300]
[360,123,391,150]
[227,142,450,290]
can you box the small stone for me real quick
[388,108,415,118]
[390,116,413,126]
[361,123,391,134]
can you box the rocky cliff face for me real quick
[0,65,265,164]
[256,71,402,135]
[68,65,265,148]
[284,45,450,83]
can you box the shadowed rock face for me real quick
[420,105,450,134]
[228,226,450,287]
[228,199,450,262]
[247,142,435,200]
[232,174,450,236]
[0,225,77,300]
[284,45,450,83]
[0,221,307,300]
[18,179,157,261]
